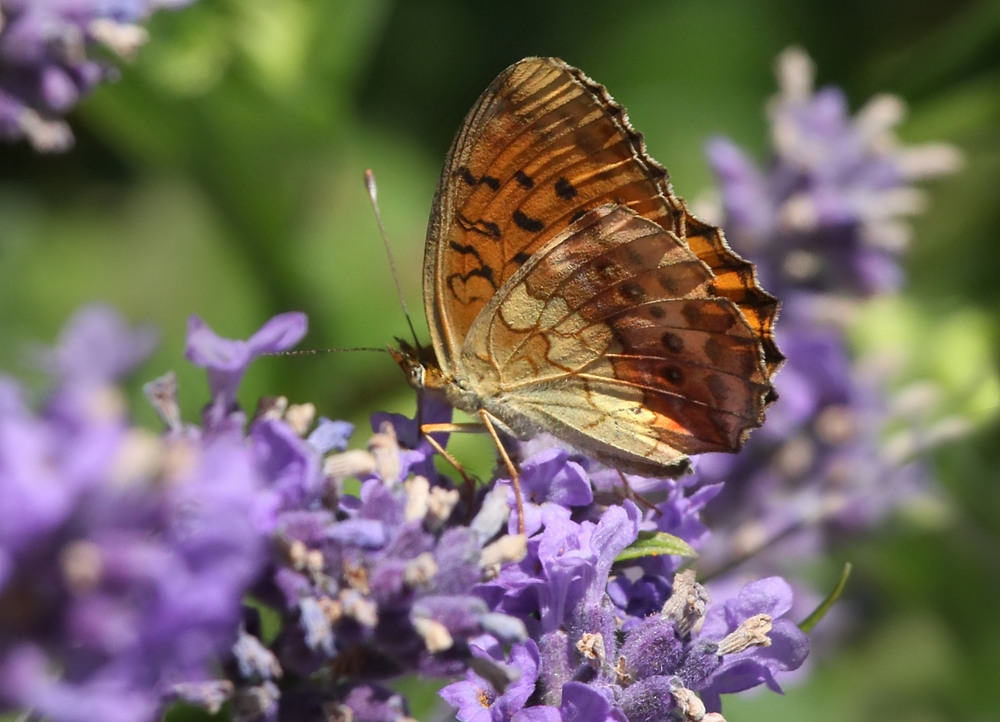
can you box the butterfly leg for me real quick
[614,470,661,517]
[418,425,478,517]
[477,409,525,536]
[420,417,526,536]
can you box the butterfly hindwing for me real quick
[460,205,771,471]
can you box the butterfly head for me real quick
[390,338,446,393]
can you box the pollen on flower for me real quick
[59,541,102,594]
[480,534,527,569]
[325,449,378,480]
[304,549,325,579]
[318,596,343,624]
[672,686,707,722]
[576,631,606,663]
[343,560,371,594]
[341,590,379,628]
[283,402,316,435]
[369,422,402,483]
[662,570,709,636]
[717,614,773,655]
[107,429,163,486]
[428,485,461,525]
[413,617,454,653]
[87,18,149,59]
[404,553,439,587]
[404,475,431,521]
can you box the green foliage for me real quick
[799,563,852,634]
[617,531,698,563]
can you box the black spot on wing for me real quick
[513,210,544,233]
[661,332,684,353]
[514,170,534,189]
[458,166,477,187]
[660,365,684,385]
[447,267,497,300]
[455,165,500,191]
[555,176,578,200]
[619,281,646,303]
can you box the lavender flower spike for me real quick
[0,306,268,722]
[0,0,197,151]
[694,47,963,601]
[707,46,962,297]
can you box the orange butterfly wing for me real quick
[462,205,770,475]
[416,56,781,473]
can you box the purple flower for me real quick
[0,306,268,722]
[185,312,307,430]
[440,638,541,722]
[696,577,810,711]
[34,303,158,385]
[706,46,961,299]
[694,47,957,578]
[502,447,593,536]
[0,0,197,151]
[369,394,454,482]
[678,51,970,681]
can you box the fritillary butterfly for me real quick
[393,57,782,479]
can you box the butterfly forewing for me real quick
[425,57,686,369]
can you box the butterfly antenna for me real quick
[267,347,389,357]
[366,169,421,347]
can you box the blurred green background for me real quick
[2,1,999,720]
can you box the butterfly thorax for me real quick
[390,338,537,439]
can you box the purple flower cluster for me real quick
[693,49,961,580]
[452,499,806,721]
[0,306,810,722]
[707,47,961,299]
[0,0,194,151]
[0,306,267,722]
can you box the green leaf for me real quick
[615,530,697,563]
[799,562,853,633]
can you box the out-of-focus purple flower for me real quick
[0,0,196,151]
[34,303,158,385]
[697,47,960,546]
[307,418,353,454]
[0,306,267,722]
[707,46,962,299]
[694,47,961,645]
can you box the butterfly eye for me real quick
[410,364,425,388]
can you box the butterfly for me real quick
[392,56,781,483]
